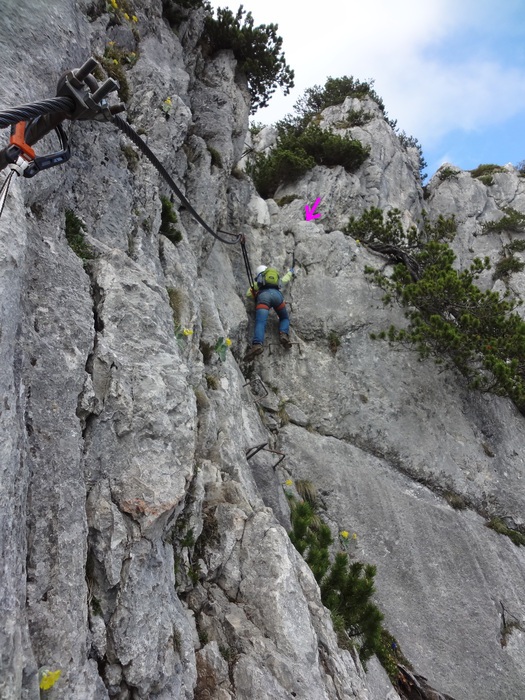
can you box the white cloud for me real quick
[388,60,525,146]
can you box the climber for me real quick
[244,265,295,361]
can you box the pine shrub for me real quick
[249,126,369,198]
[438,166,460,181]
[470,163,505,179]
[204,6,294,113]
[358,207,525,413]
[297,125,370,170]
[492,255,525,281]
[287,487,386,667]
[249,147,315,200]
[345,207,410,246]
[320,555,383,663]
[482,207,525,234]
[290,76,386,133]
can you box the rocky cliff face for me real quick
[1,2,524,700]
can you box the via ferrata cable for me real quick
[0,59,241,244]
[112,115,240,245]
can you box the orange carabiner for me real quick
[10,122,36,160]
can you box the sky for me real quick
[208,0,525,179]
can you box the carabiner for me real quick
[4,121,71,178]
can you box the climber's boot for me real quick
[244,344,264,361]
[279,332,292,349]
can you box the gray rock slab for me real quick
[280,424,525,700]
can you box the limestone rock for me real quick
[1,1,525,699]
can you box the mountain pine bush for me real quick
[249,125,369,198]
[291,76,386,129]
[204,6,294,113]
[286,481,399,670]
[279,76,426,179]
[482,207,525,235]
[162,3,294,112]
[354,208,525,413]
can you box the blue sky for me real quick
[208,0,525,178]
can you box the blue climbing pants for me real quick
[253,288,290,345]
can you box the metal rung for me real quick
[245,442,268,460]
[243,375,268,401]
[245,443,286,470]
[267,449,285,469]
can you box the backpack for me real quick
[259,267,280,288]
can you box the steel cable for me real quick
[113,115,241,245]
[0,97,74,129]
[0,97,242,246]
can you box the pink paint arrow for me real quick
[305,197,322,221]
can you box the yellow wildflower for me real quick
[113,59,118,65]
[352,532,358,540]
[110,0,118,8]
[39,669,61,691]
[123,12,130,20]
[284,479,293,486]
[340,530,349,539]
[132,15,138,22]
[225,338,232,346]
[164,97,172,104]
[183,328,193,336]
